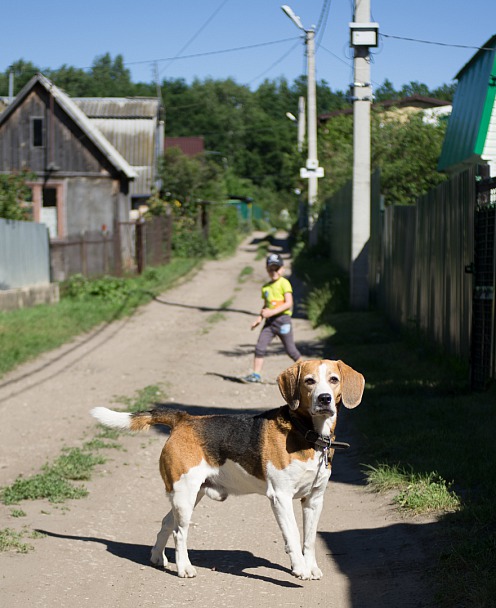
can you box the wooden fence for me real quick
[50,213,173,281]
[320,166,496,385]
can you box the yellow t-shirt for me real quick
[261,276,293,316]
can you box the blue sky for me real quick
[2,0,495,94]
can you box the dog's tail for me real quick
[91,406,188,432]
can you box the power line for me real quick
[380,33,495,52]
[124,37,301,71]
[159,0,230,77]
[248,41,302,86]
[315,0,333,48]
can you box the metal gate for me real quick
[471,176,496,389]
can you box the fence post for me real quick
[113,218,122,277]
[81,232,87,276]
[136,220,145,274]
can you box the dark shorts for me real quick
[254,315,301,361]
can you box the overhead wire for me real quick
[158,0,231,77]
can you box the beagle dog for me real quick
[91,359,364,580]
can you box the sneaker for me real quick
[241,372,262,384]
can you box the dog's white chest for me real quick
[267,452,330,498]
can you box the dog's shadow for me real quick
[36,529,301,587]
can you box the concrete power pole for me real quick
[281,5,323,247]
[350,1,378,309]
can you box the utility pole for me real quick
[282,5,323,246]
[349,1,378,309]
[305,27,320,246]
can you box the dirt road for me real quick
[0,232,436,607]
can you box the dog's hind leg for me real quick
[151,489,205,571]
[170,484,204,578]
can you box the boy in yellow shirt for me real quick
[242,253,301,383]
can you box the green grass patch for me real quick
[114,384,168,414]
[1,441,120,506]
[0,258,199,378]
[365,464,460,514]
[0,528,41,553]
[238,266,254,282]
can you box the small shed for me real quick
[0,74,164,239]
[438,35,496,175]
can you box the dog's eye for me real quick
[329,376,339,384]
[305,377,316,385]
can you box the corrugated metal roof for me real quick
[74,98,159,119]
[73,98,161,195]
[438,35,496,173]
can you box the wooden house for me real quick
[0,73,163,240]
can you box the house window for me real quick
[31,117,44,147]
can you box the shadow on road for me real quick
[36,529,302,588]
[319,520,438,608]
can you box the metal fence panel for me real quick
[0,219,51,289]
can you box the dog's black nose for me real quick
[318,393,332,405]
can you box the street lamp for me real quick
[281,4,323,245]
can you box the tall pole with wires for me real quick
[350,0,378,309]
[281,5,324,246]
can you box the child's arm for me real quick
[250,314,263,330]
[260,292,293,318]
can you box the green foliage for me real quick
[0,171,35,220]
[292,245,349,321]
[319,110,448,204]
[372,112,448,205]
[62,274,132,302]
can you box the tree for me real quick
[0,172,34,220]
[47,65,91,97]
[88,53,132,96]
[372,112,447,205]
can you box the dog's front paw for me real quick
[177,564,197,578]
[310,565,323,580]
[150,547,168,568]
[291,563,323,580]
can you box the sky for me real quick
[2,0,495,97]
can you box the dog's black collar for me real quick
[288,411,350,451]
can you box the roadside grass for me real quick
[0,527,45,554]
[114,383,168,414]
[0,258,199,378]
[238,266,254,283]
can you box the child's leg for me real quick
[253,324,276,374]
[276,317,301,361]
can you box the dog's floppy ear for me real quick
[337,360,365,409]
[277,361,302,410]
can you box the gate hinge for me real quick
[465,263,475,274]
